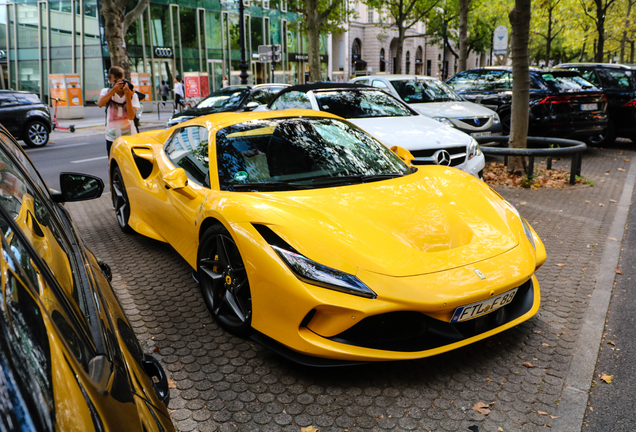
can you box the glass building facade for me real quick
[0,0,328,105]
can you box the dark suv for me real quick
[555,63,636,144]
[0,90,52,147]
[446,67,608,143]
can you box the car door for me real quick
[0,93,21,137]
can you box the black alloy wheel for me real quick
[198,226,252,337]
[500,111,511,135]
[587,120,616,147]
[24,121,49,147]
[111,167,134,233]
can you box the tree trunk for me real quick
[578,40,587,61]
[458,0,469,72]
[620,1,633,63]
[545,7,552,65]
[305,0,322,82]
[594,0,606,62]
[395,27,406,75]
[102,8,131,78]
[508,0,531,174]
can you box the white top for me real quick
[100,88,141,141]
[174,82,185,98]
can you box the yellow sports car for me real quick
[109,109,546,364]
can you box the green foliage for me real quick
[575,175,595,186]
[287,0,354,36]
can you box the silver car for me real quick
[351,75,502,138]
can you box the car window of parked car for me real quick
[539,73,597,91]
[314,89,413,118]
[473,70,512,91]
[596,69,636,90]
[0,144,92,337]
[215,117,409,191]
[356,79,370,85]
[390,79,463,103]
[165,126,210,187]
[372,80,389,89]
[246,89,271,106]
[446,70,482,91]
[197,89,249,109]
[14,93,42,105]
[579,70,601,87]
[0,93,17,106]
[271,91,313,109]
[0,132,50,196]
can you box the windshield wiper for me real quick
[230,182,311,191]
[308,173,405,185]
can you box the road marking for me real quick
[25,142,99,152]
[71,156,108,163]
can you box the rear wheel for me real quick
[197,225,253,337]
[111,167,134,234]
[500,111,511,134]
[24,121,49,147]
[587,120,616,147]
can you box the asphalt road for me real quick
[584,181,636,431]
[23,133,110,193]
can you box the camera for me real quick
[121,79,134,91]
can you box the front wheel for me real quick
[24,121,50,147]
[197,225,253,337]
[111,167,134,234]
[587,121,616,147]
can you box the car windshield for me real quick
[390,79,463,103]
[313,90,414,118]
[215,117,410,191]
[196,88,250,109]
[540,73,598,92]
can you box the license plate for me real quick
[450,288,518,323]
[471,132,492,138]
[581,103,598,111]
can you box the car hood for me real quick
[409,101,497,119]
[236,167,521,277]
[350,115,472,151]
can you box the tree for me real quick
[532,0,564,64]
[458,0,470,71]
[579,0,618,61]
[100,0,150,79]
[290,0,352,82]
[365,0,440,74]
[508,0,531,173]
[619,0,636,62]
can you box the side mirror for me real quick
[244,101,260,111]
[391,146,415,166]
[162,168,196,199]
[52,173,104,203]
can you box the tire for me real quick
[587,120,616,147]
[500,111,511,135]
[197,225,253,337]
[24,121,50,147]
[111,167,134,234]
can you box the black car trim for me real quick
[65,355,106,432]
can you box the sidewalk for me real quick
[65,142,636,432]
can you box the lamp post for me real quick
[238,0,249,85]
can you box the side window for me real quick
[165,126,210,187]
[356,80,370,85]
[273,91,312,110]
[247,90,271,106]
[372,80,389,89]
[581,70,600,86]
[474,71,511,91]
[0,132,49,196]
[446,70,481,92]
[0,146,89,331]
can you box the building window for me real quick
[380,48,385,72]
[368,8,374,23]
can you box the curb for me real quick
[553,155,636,431]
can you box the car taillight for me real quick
[623,98,636,107]
[539,96,574,104]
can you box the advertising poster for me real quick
[65,74,83,106]
[200,74,210,98]
[49,74,67,106]
[138,73,152,101]
[184,73,200,98]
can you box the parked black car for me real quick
[446,67,608,143]
[167,83,289,127]
[555,63,636,145]
[0,90,52,147]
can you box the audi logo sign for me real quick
[155,47,173,58]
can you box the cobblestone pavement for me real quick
[67,144,634,432]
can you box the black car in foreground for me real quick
[555,63,636,145]
[0,90,52,147]
[167,83,289,127]
[446,67,608,143]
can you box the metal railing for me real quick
[157,101,176,120]
[475,136,588,185]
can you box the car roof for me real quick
[271,82,375,103]
[353,74,438,81]
[252,83,290,89]
[557,63,634,69]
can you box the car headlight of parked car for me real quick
[433,117,455,127]
[167,116,195,127]
[271,245,377,299]
[492,113,500,124]
[468,138,482,160]
[521,217,536,250]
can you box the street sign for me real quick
[493,26,508,55]
[258,44,282,62]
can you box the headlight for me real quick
[492,113,500,124]
[468,138,482,160]
[167,116,194,127]
[433,117,455,127]
[271,245,377,299]
[521,217,536,250]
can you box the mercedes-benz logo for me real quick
[434,149,452,166]
[155,47,173,58]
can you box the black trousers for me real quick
[106,140,113,156]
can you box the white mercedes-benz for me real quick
[265,82,486,179]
